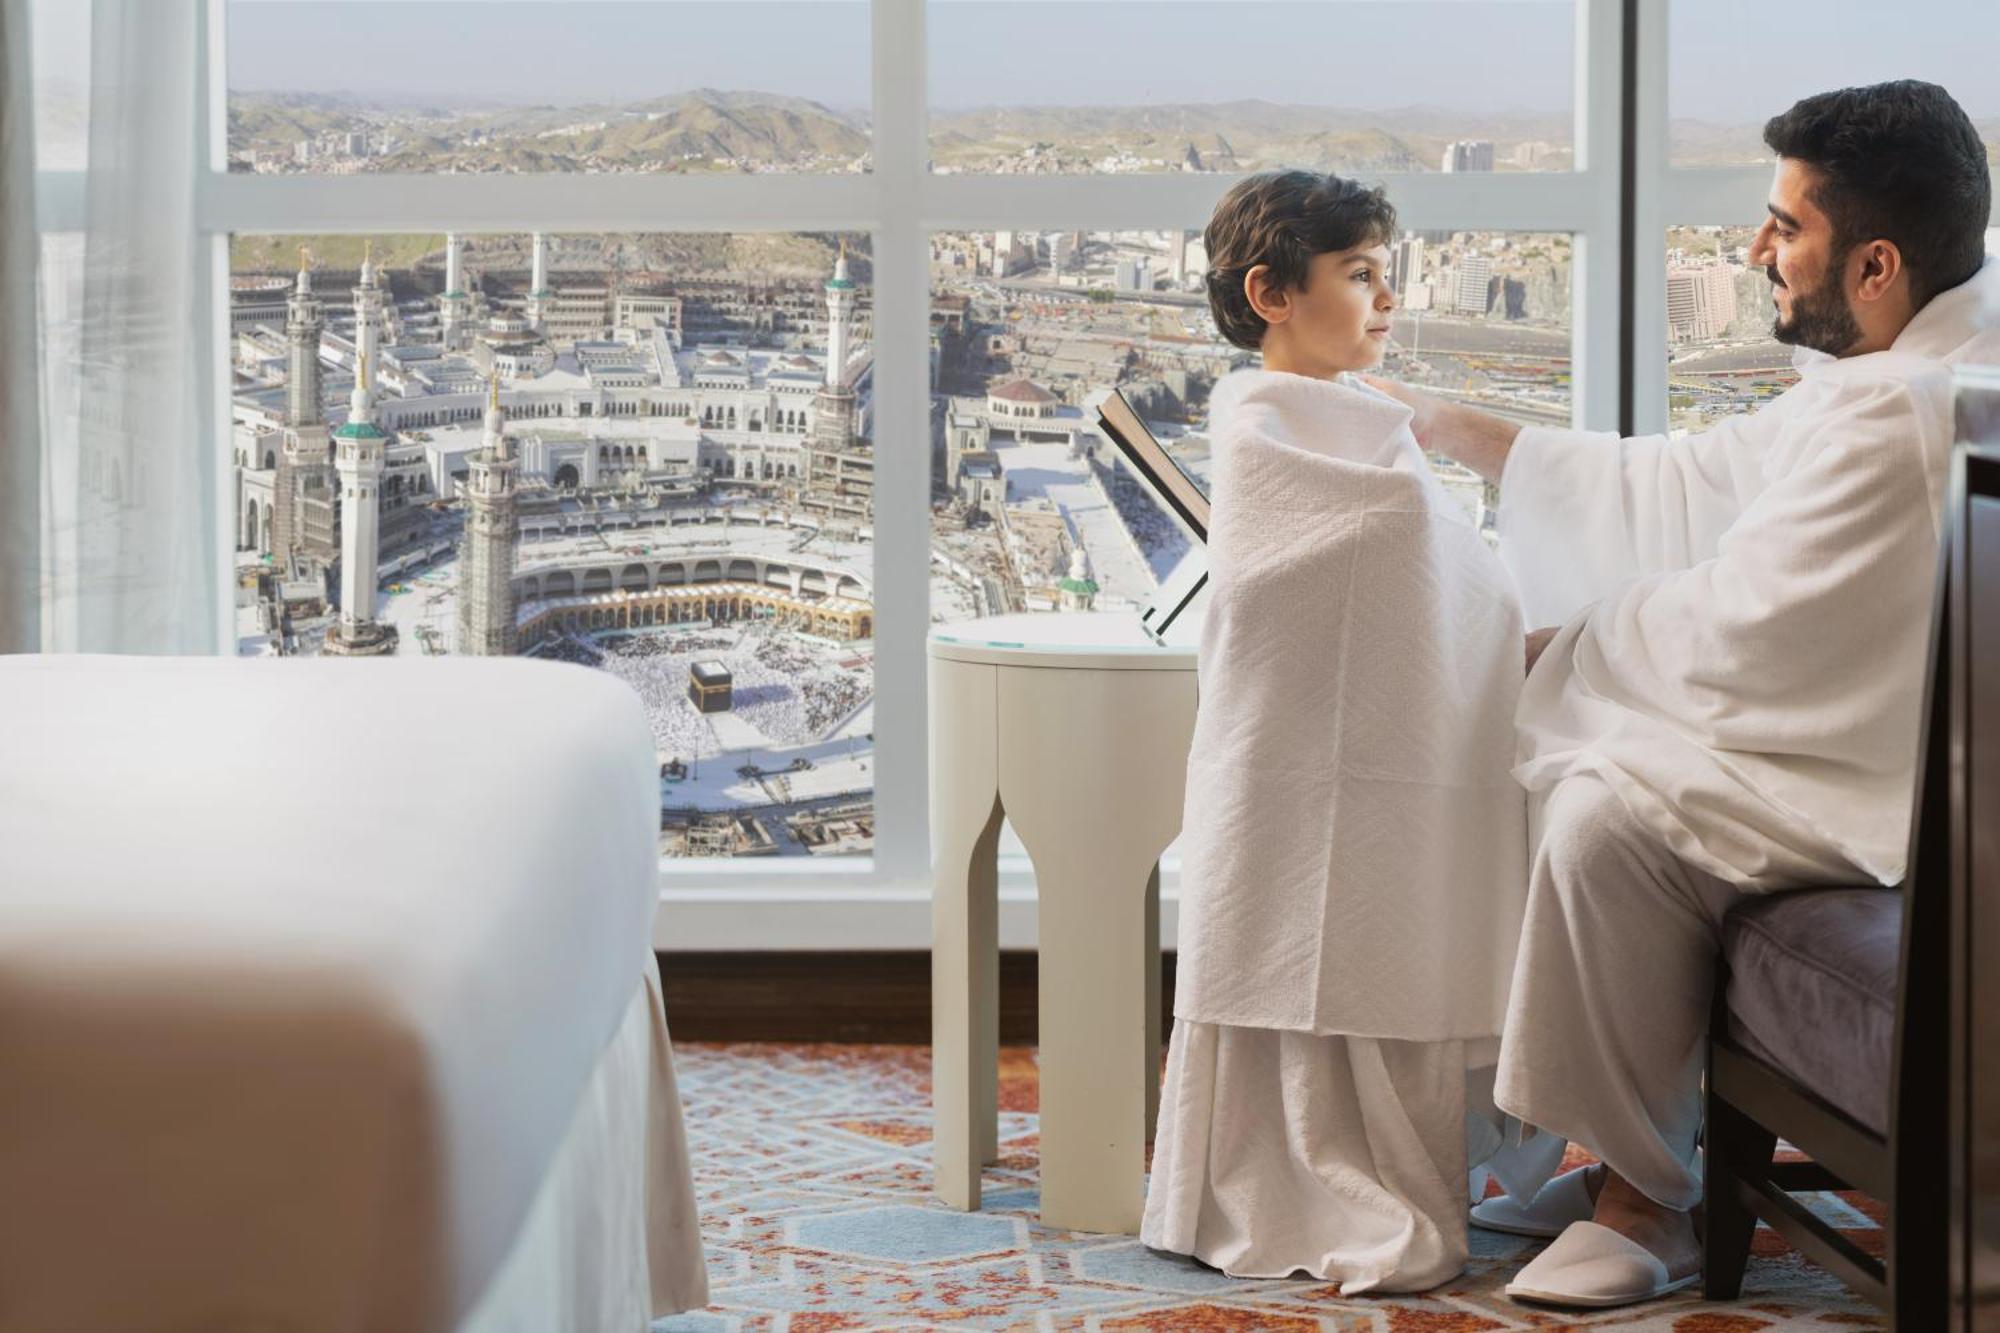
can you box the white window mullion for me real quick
[920,170,1607,236]
[1570,0,1626,433]
[869,0,930,887]
[198,171,881,236]
[1630,0,1671,436]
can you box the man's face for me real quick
[1746,158,1862,355]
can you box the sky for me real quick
[29,0,2000,121]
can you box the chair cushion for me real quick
[1723,887,1901,1137]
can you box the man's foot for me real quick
[1590,1169,1699,1283]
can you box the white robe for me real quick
[1172,368,1527,1038]
[1499,260,2000,890]
[1144,369,1528,1291]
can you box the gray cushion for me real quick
[1723,887,1901,1137]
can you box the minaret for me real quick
[804,241,865,518]
[276,246,333,564]
[1058,545,1099,612]
[325,352,396,655]
[457,376,519,656]
[352,238,383,376]
[526,231,549,330]
[811,241,858,453]
[440,232,470,349]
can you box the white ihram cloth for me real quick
[1492,261,2000,1210]
[1143,369,1528,1291]
[1500,259,2000,891]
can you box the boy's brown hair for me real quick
[1203,169,1399,351]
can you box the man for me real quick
[1370,80,1997,1308]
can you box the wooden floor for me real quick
[657,950,1180,1044]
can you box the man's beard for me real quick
[1768,260,1862,355]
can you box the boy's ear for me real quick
[1244,264,1292,327]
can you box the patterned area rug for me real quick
[653,1043,1885,1332]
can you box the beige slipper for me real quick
[1504,1220,1698,1309]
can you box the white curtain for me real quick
[0,0,39,653]
[37,0,213,653]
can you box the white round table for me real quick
[928,612,1198,1234]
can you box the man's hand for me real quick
[1360,374,1444,449]
[1524,626,1559,676]
[1361,373,1524,485]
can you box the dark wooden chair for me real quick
[1702,386,1999,1325]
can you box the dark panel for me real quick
[657,950,1179,1046]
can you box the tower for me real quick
[526,231,549,330]
[352,238,384,373]
[1058,545,1098,612]
[811,241,858,455]
[457,377,519,657]
[440,232,470,349]
[276,247,335,566]
[800,241,868,519]
[325,352,396,655]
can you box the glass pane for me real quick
[1669,0,2000,166]
[929,227,1571,624]
[30,0,91,170]
[1662,225,1800,437]
[929,1,1575,175]
[232,231,877,861]
[225,1,871,174]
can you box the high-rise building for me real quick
[1666,264,1740,344]
[1440,140,1496,173]
[325,352,396,655]
[1391,235,1427,303]
[1453,256,1495,315]
[457,378,518,657]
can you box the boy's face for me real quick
[1251,242,1396,377]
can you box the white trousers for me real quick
[1494,774,1750,1211]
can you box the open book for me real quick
[1095,389,1210,644]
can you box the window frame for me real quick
[32,0,1633,949]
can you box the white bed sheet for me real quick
[0,655,701,1332]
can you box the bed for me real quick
[0,654,709,1332]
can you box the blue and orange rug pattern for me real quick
[654,1043,1885,1332]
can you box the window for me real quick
[1668,0,2000,167]
[1662,225,1796,438]
[224,0,872,174]
[231,230,876,860]
[30,0,1626,942]
[929,0,1578,175]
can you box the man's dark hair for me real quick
[1762,80,1991,309]
[1203,169,1398,351]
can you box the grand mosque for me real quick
[234,233,875,657]
[231,234,879,855]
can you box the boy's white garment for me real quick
[1147,368,1530,1289]
[1172,368,1528,1039]
[1141,1021,1489,1294]
[1498,260,2000,891]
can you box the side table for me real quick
[929,612,1198,1234]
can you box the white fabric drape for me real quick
[43,0,214,653]
[0,0,39,653]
